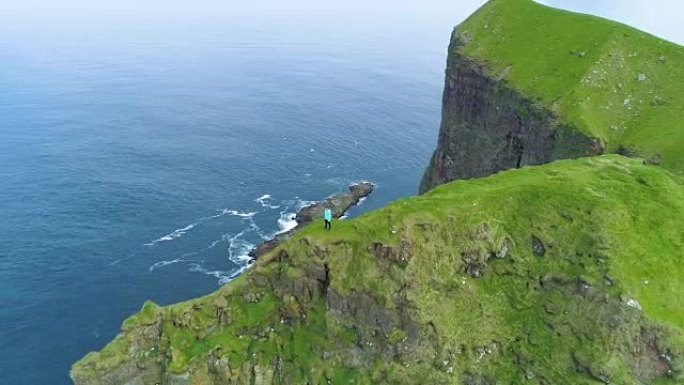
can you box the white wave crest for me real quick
[226,218,259,263]
[221,264,252,284]
[189,264,229,282]
[149,258,184,272]
[145,223,197,246]
[148,251,198,272]
[206,239,222,249]
[229,241,254,263]
[255,194,280,209]
[198,208,255,221]
[144,208,258,247]
[189,263,253,286]
[268,198,316,236]
[221,209,257,218]
[277,211,298,234]
[295,199,316,211]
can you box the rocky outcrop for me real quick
[296,183,373,225]
[419,35,603,193]
[71,359,161,385]
[248,182,373,259]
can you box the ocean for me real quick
[0,14,460,384]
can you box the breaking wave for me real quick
[273,198,316,235]
[149,258,184,272]
[255,194,280,209]
[219,209,257,218]
[144,209,255,247]
[144,223,197,246]
[277,211,298,234]
[148,196,322,284]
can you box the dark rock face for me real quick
[531,236,546,257]
[71,360,161,385]
[248,182,373,260]
[461,248,489,278]
[419,36,603,193]
[461,372,494,385]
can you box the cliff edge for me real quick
[420,0,684,193]
[72,156,684,384]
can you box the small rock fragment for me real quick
[496,239,510,259]
[625,298,642,310]
[531,236,546,256]
[644,154,662,165]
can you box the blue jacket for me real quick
[324,209,332,221]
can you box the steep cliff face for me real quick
[419,35,603,193]
[421,0,684,193]
[72,156,684,385]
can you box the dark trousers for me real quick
[325,219,331,230]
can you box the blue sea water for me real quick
[0,14,456,385]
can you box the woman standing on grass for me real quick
[324,208,332,230]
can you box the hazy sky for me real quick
[0,0,681,44]
[537,0,683,43]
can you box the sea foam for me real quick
[255,194,280,209]
[277,211,298,234]
[149,258,184,272]
[144,209,256,247]
[144,223,197,246]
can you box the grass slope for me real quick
[73,156,684,384]
[455,0,684,174]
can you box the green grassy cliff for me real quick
[72,1,684,383]
[421,0,684,193]
[72,156,684,384]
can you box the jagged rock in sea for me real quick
[247,182,373,260]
